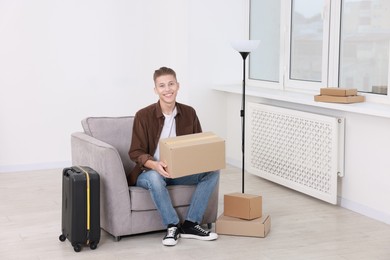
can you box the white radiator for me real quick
[247,103,345,204]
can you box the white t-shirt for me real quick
[154,107,177,161]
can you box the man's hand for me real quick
[145,160,171,178]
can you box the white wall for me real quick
[0,0,246,171]
[185,0,249,157]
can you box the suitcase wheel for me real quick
[59,234,66,242]
[90,241,98,250]
[73,244,82,252]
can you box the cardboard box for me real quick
[159,132,225,178]
[224,193,262,220]
[216,213,271,238]
[314,95,365,104]
[320,87,357,96]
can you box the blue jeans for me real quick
[136,170,220,227]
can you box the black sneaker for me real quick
[162,225,180,246]
[180,222,218,241]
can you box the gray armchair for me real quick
[71,116,219,241]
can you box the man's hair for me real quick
[153,67,177,82]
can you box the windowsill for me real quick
[213,84,390,119]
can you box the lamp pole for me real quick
[231,40,260,194]
[239,52,249,194]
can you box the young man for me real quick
[128,67,220,246]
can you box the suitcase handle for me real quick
[75,166,91,245]
[62,166,82,177]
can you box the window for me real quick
[289,0,326,83]
[339,0,390,95]
[249,0,390,97]
[249,0,281,83]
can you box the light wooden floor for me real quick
[1,165,390,260]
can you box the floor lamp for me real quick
[231,40,260,193]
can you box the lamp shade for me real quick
[231,40,260,53]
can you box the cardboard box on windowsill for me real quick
[224,192,262,220]
[159,132,225,178]
[320,87,358,97]
[216,213,271,238]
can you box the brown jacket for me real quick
[127,101,202,186]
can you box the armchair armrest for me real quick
[71,132,131,234]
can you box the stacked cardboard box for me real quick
[314,87,365,104]
[216,193,271,238]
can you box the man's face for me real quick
[154,74,180,106]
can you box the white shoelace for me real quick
[166,227,177,238]
[194,225,209,234]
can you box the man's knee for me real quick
[201,170,220,183]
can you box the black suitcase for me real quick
[59,166,100,252]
